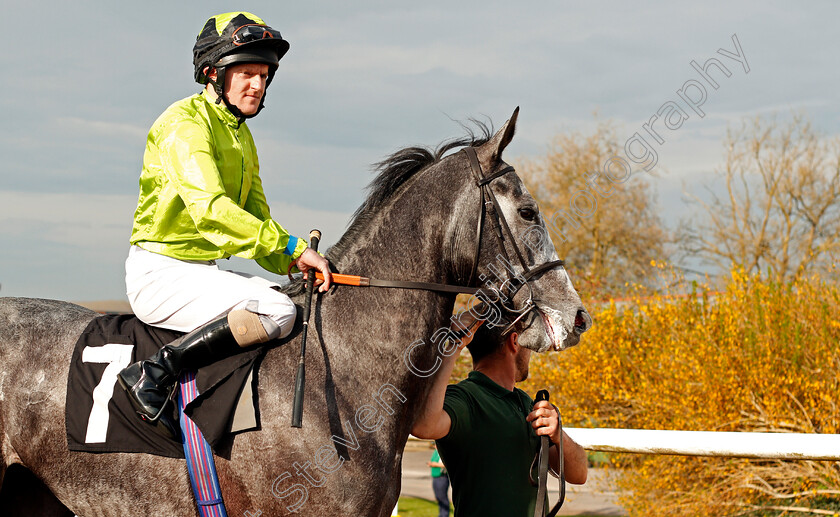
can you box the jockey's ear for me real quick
[476,106,519,168]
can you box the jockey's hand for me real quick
[293,248,332,292]
[526,400,562,445]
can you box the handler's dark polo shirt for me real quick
[436,371,541,517]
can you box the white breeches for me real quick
[125,245,296,338]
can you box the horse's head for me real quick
[326,107,590,352]
[455,108,592,352]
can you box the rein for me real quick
[314,259,561,296]
[530,389,565,517]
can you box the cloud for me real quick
[0,191,136,251]
[53,117,148,140]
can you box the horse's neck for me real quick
[333,172,470,286]
[330,191,459,366]
[316,176,465,439]
[258,168,471,455]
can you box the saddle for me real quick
[65,314,263,458]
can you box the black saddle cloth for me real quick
[65,314,262,458]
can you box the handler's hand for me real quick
[294,248,332,292]
[450,310,484,351]
[526,400,561,444]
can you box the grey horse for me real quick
[0,109,590,516]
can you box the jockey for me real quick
[118,12,332,438]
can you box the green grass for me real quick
[396,497,450,516]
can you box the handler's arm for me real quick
[550,429,588,485]
[410,318,482,440]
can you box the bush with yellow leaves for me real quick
[521,267,840,516]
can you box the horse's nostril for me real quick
[574,309,589,332]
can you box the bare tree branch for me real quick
[681,113,840,281]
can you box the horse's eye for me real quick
[518,207,537,221]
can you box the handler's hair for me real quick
[466,322,508,363]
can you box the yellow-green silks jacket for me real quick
[130,91,306,275]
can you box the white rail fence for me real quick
[565,427,840,461]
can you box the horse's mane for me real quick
[327,120,493,262]
[282,120,493,296]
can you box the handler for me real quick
[118,11,332,438]
[412,312,588,516]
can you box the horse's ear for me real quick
[476,106,519,166]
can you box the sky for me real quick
[1,1,838,302]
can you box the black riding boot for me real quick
[117,314,241,439]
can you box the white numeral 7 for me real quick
[82,343,135,443]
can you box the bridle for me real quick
[329,147,565,332]
[460,147,565,334]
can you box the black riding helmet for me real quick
[193,12,290,121]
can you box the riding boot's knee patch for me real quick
[227,309,270,347]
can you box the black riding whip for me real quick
[291,229,321,428]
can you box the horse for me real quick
[0,109,591,516]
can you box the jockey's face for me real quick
[223,63,269,116]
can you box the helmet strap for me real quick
[206,66,244,125]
